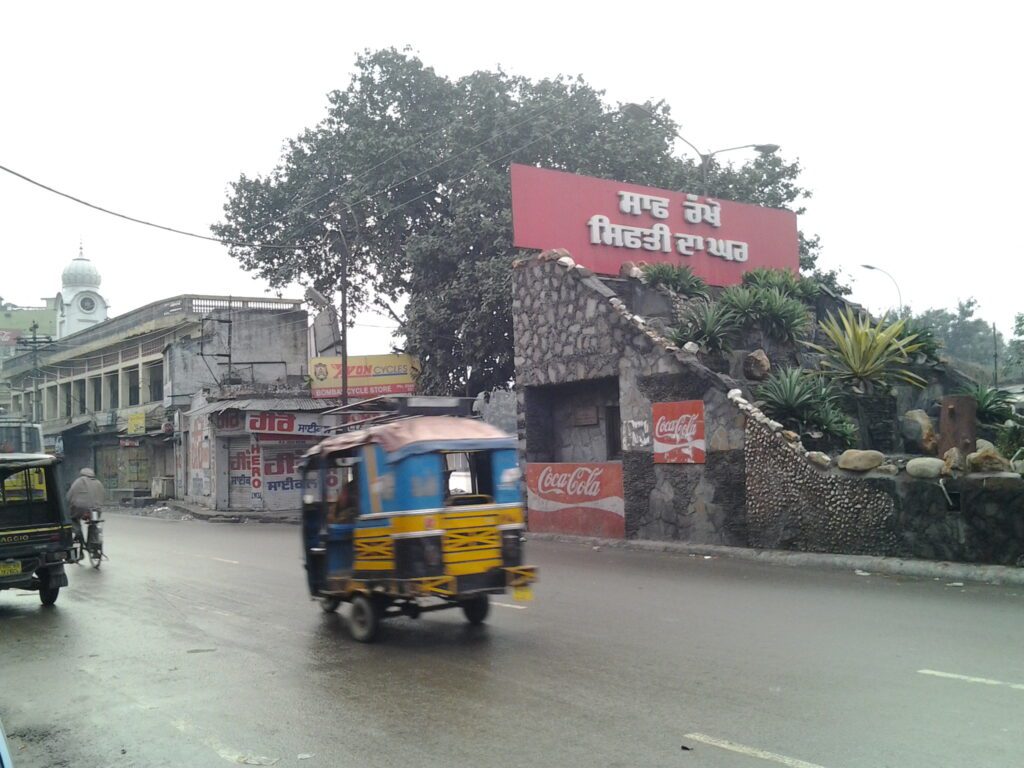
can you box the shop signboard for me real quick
[525,462,624,538]
[511,163,798,285]
[309,354,419,399]
[652,401,706,464]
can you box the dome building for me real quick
[57,244,108,338]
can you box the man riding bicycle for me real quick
[66,467,105,549]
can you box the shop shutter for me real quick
[260,440,315,511]
[227,437,255,510]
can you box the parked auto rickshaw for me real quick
[0,453,78,605]
[300,415,536,641]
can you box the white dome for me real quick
[62,254,101,289]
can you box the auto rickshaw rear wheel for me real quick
[460,594,490,625]
[39,585,60,606]
[348,594,382,642]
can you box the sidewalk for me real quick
[107,499,301,525]
[526,532,1024,586]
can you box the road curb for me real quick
[526,532,1024,586]
[163,502,300,525]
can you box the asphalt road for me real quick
[1,513,1022,768]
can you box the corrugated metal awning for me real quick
[185,397,340,418]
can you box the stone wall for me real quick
[513,251,747,543]
[742,393,1024,566]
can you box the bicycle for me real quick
[81,508,106,569]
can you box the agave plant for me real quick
[668,302,740,355]
[804,307,926,393]
[897,318,942,364]
[741,267,819,302]
[756,368,857,446]
[754,287,811,343]
[641,263,710,299]
[719,286,762,326]
[957,383,1015,424]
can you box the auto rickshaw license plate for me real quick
[513,586,533,601]
[0,561,23,577]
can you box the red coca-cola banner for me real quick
[652,401,706,464]
[511,164,798,284]
[526,462,625,538]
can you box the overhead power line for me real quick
[0,163,306,251]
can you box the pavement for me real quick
[1,512,1022,768]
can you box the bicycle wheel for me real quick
[87,525,102,569]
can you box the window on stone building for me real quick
[128,368,140,407]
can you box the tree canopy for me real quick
[213,47,829,395]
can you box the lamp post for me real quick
[625,104,779,196]
[860,264,903,315]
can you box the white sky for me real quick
[1,0,1021,348]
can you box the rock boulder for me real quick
[906,457,945,479]
[900,409,938,455]
[837,449,885,471]
[967,447,1012,473]
[743,349,772,381]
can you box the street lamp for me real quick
[624,103,779,196]
[860,264,903,315]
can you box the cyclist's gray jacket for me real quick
[67,476,105,511]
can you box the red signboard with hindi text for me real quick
[652,401,706,464]
[526,462,625,538]
[510,164,798,285]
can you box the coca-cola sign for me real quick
[652,401,706,464]
[526,462,624,538]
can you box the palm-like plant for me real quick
[719,286,762,325]
[756,368,857,446]
[957,383,1015,424]
[804,307,926,393]
[641,263,709,299]
[669,302,740,355]
[755,287,811,343]
[741,267,819,302]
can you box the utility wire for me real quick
[0,163,309,251]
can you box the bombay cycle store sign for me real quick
[510,164,798,286]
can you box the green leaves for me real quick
[640,263,709,299]
[756,368,857,447]
[669,302,740,355]
[804,307,927,393]
[719,283,810,343]
[956,383,1015,425]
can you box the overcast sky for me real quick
[2,1,1020,352]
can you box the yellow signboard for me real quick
[127,412,146,435]
[309,354,419,399]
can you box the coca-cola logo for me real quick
[654,414,700,444]
[537,466,603,498]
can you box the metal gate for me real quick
[95,445,119,490]
[227,437,254,510]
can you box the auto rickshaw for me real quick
[300,415,537,641]
[0,453,78,605]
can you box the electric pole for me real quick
[15,322,53,423]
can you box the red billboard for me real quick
[526,462,625,538]
[652,401,706,464]
[510,164,798,285]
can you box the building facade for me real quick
[1,294,308,498]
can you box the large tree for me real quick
[213,48,824,395]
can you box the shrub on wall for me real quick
[756,367,857,446]
[641,263,709,300]
[957,383,1015,425]
[741,267,820,302]
[804,307,926,393]
[669,302,740,355]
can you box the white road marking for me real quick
[918,669,1024,691]
[493,601,527,610]
[683,733,829,768]
[210,557,239,565]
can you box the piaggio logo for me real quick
[0,534,30,545]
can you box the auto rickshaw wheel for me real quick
[39,585,60,606]
[348,594,381,642]
[320,596,342,613]
[460,594,490,625]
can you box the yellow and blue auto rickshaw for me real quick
[300,415,537,641]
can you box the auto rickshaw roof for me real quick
[306,416,515,462]
[0,453,59,470]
